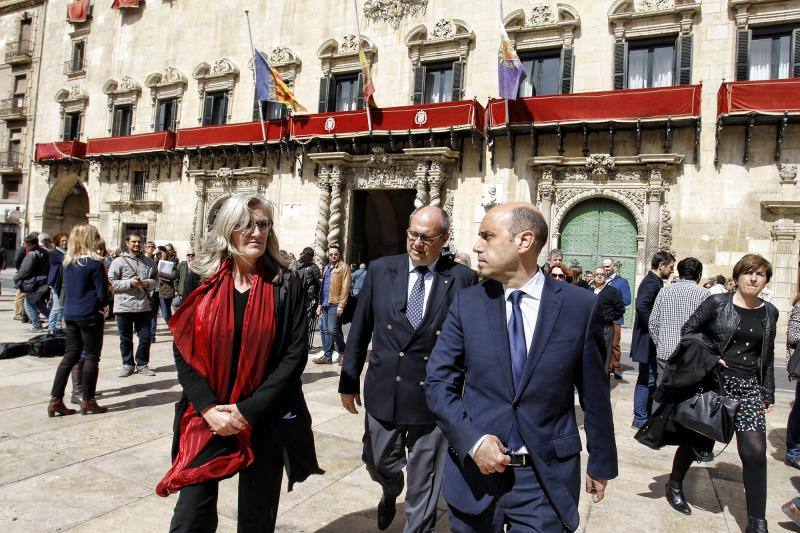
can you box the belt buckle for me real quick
[508,454,527,467]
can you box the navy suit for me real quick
[425,276,618,531]
[630,271,664,427]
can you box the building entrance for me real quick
[350,189,416,265]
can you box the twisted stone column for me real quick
[538,182,555,254]
[427,162,444,207]
[192,186,207,247]
[314,171,331,262]
[327,166,344,247]
[645,186,663,261]
[414,162,429,209]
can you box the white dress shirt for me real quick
[469,269,545,457]
[407,256,438,316]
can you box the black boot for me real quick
[746,517,768,533]
[70,360,84,405]
[665,479,691,515]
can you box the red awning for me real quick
[111,0,140,8]
[67,0,89,22]
[35,141,87,162]
[487,85,702,130]
[717,79,800,118]
[176,120,287,149]
[86,131,175,156]
[290,100,485,140]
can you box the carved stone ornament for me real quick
[162,67,182,84]
[340,34,359,54]
[564,171,589,182]
[363,0,428,30]
[779,164,798,181]
[430,19,456,40]
[480,185,500,210]
[586,154,616,176]
[211,58,236,75]
[68,85,85,100]
[619,189,646,214]
[633,0,675,13]
[118,76,139,92]
[529,1,557,26]
[555,187,582,212]
[269,47,291,65]
[538,184,555,202]
[660,205,674,251]
[613,171,642,182]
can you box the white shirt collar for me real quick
[503,269,545,302]
[408,256,438,274]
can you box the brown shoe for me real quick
[80,399,108,415]
[312,355,332,364]
[47,396,76,417]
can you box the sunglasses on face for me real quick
[238,220,273,235]
[550,273,566,279]
[406,229,443,245]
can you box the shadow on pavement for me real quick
[99,377,179,400]
[302,371,339,385]
[768,428,787,461]
[102,390,182,412]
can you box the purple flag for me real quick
[498,22,526,100]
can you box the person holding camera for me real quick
[108,232,157,377]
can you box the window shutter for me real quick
[412,65,426,105]
[202,94,214,126]
[62,114,73,141]
[318,76,332,113]
[613,41,627,90]
[560,47,574,94]
[451,60,464,101]
[170,100,177,130]
[736,29,752,81]
[220,92,229,125]
[252,88,260,121]
[677,34,693,85]
[792,28,800,78]
[113,107,122,136]
[356,72,365,110]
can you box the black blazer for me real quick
[596,284,625,325]
[629,271,664,364]
[172,268,321,490]
[339,253,478,425]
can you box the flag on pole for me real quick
[358,41,377,108]
[254,49,307,113]
[497,18,526,100]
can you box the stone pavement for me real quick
[1,276,799,532]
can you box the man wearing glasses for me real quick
[592,267,626,375]
[339,206,477,531]
[313,244,351,365]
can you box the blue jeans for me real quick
[633,352,659,427]
[48,289,64,332]
[159,297,173,324]
[116,311,152,367]
[319,305,345,359]
[24,290,50,329]
[149,292,159,340]
[787,382,800,459]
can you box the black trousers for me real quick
[50,317,104,401]
[169,432,285,533]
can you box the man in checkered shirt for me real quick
[648,257,710,382]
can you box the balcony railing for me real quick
[63,58,86,76]
[130,184,146,202]
[0,151,21,170]
[5,40,32,64]
[0,98,26,119]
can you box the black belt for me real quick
[507,454,531,467]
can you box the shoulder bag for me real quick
[671,370,739,444]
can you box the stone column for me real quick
[537,169,556,258]
[645,186,663,261]
[414,162,429,209]
[427,161,445,207]
[327,165,344,247]
[771,224,798,333]
[314,170,331,262]
[192,185,207,247]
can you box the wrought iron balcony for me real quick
[0,98,26,120]
[0,151,21,172]
[63,58,86,76]
[130,184,146,202]
[5,40,32,65]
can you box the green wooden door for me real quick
[559,198,638,325]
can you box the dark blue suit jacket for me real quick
[629,272,664,364]
[425,276,618,530]
[339,253,477,425]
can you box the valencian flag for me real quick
[254,49,307,112]
[358,41,377,108]
[497,16,526,99]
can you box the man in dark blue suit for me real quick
[340,205,478,532]
[629,251,674,429]
[426,202,618,532]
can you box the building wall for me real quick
[28,0,800,329]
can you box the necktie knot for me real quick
[509,289,524,307]
[415,266,429,276]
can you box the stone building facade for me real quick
[23,0,800,330]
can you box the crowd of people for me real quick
[4,193,800,532]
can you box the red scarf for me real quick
[156,259,276,496]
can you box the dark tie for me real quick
[406,266,428,329]
[507,290,526,452]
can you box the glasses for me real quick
[186,253,195,257]
[550,273,566,279]
[406,229,443,244]
[238,220,273,235]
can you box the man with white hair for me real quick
[454,252,472,269]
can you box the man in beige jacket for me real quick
[313,244,352,364]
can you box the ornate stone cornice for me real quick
[362,0,428,29]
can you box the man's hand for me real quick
[130,278,143,288]
[316,305,322,316]
[337,306,344,317]
[765,403,774,414]
[216,404,250,428]
[585,475,608,503]
[340,393,361,414]
[473,435,511,475]
[200,404,245,436]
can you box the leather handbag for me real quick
[672,371,739,444]
[788,343,800,381]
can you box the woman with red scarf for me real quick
[157,193,321,532]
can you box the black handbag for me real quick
[672,371,739,444]
[788,343,800,381]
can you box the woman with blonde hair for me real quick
[157,193,320,532]
[47,224,109,417]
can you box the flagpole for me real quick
[353,0,372,133]
[499,0,510,129]
[245,9,268,144]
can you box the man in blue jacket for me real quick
[426,202,617,532]
[602,257,631,380]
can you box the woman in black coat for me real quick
[664,254,777,533]
[157,193,321,532]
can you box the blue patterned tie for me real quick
[508,290,526,452]
[406,266,428,329]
